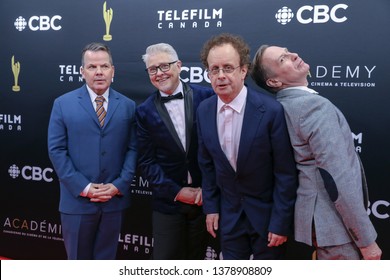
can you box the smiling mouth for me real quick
[297,59,304,68]
[157,75,170,82]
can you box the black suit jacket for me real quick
[136,82,214,214]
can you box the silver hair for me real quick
[142,43,179,65]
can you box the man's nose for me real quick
[96,66,104,73]
[216,69,227,78]
[290,52,298,60]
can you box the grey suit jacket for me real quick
[276,87,377,248]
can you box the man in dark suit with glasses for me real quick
[136,43,214,259]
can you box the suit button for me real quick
[101,151,106,156]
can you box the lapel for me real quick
[104,88,120,127]
[183,82,193,153]
[77,85,100,127]
[153,82,193,154]
[236,89,265,172]
[77,85,120,129]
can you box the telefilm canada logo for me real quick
[0,114,22,131]
[275,4,348,25]
[156,7,223,29]
[59,64,83,83]
[118,232,153,255]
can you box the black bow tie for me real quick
[160,92,183,103]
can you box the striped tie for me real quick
[95,96,106,127]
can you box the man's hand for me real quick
[267,232,287,247]
[175,187,202,205]
[88,183,119,202]
[206,213,219,238]
[194,188,202,206]
[360,242,382,260]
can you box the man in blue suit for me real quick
[48,42,137,259]
[197,33,298,259]
[136,43,214,259]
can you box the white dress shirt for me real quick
[217,86,247,171]
[160,82,192,184]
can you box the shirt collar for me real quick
[218,85,247,113]
[87,85,110,102]
[280,86,318,95]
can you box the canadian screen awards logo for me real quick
[103,1,113,41]
[11,55,21,92]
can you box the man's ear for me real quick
[80,66,85,79]
[266,78,282,89]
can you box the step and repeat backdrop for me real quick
[1,0,389,259]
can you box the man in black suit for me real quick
[136,43,214,259]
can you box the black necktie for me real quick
[161,92,183,103]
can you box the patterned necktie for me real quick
[161,92,183,103]
[95,96,106,127]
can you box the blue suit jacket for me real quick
[136,82,214,214]
[48,85,137,214]
[197,86,298,238]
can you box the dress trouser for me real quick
[221,211,286,260]
[312,224,361,260]
[152,206,207,260]
[61,210,123,260]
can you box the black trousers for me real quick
[152,205,207,260]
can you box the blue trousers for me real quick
[61,210,123,260]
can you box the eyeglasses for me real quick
[146,61,177,75]
[207,65,241,76]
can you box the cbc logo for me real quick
[14,15,62,31]
[8,164,54,182]
[275,7,294,25]
[180,66,211,84]
[275,4,348,25]
[368,200,389,220]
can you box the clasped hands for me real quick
[87,183,119,202]
[174,187,202,206]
